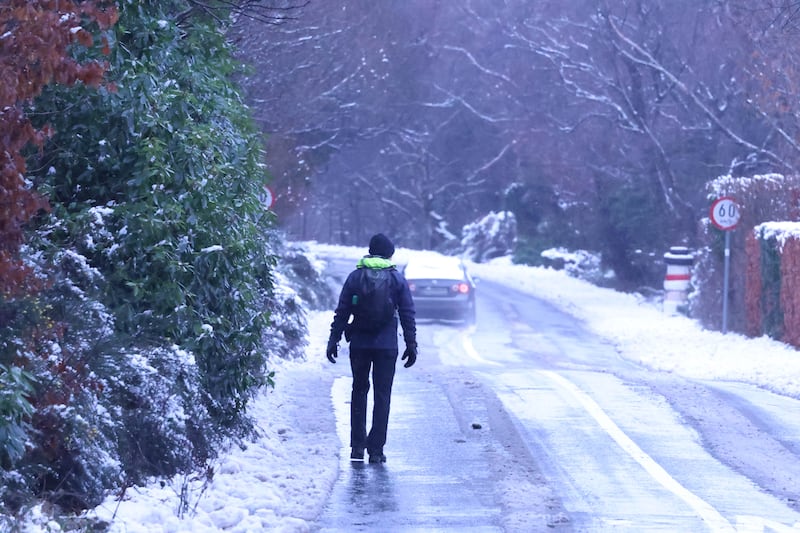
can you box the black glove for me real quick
[401,344,417,368]
[326,339,338,364]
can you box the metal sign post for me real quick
[722,231,731,333]
[709,197,741,334]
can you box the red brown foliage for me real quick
[0,0,118,297]
[744,232,762,337]
[780,238,800,348]
[744,229,800,348]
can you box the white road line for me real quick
[541,370,735,533]
[461,330,501,366]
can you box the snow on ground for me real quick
[30,242,798,532]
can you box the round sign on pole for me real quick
[710,196,740,230]
[260,185,275,210]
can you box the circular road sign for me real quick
[710,196,740,230]
[260,186,275,210]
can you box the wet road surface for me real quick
[316,372,504,532]
[316,259,800,532]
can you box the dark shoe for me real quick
[350,448,364,460]
[368,452,386,464]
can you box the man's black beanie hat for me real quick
[369,233,395,258]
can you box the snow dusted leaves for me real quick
[461,210,517,263]
[755,221,800,250]
[84,205,116,251]
[0,0,118,296]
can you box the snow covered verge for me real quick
[17,241,800,531]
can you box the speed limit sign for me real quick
[710,197,740,230]
[259,185,275,210]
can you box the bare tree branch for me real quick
[604,11,796,172]
[181,0,308,26]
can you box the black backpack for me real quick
[351,267,396,332]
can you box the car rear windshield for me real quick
[404,259,465,280]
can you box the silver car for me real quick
[402,256,476,324]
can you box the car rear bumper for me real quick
[413,296,473,319]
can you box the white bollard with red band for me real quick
[663,246,693,314]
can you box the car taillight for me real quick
[454,282,470,294]
[408,282,417,292]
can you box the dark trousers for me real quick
[349,347,398,454]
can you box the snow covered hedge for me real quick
[745,222,800,348]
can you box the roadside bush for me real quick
[461,211,517,263]
[540,247,612,286]
[0,245,120,512]
[0,365,35,469]
[262,240,337,362]
[107,345,213,484]
[0,240,215,513]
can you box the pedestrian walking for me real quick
[326,233,417,464]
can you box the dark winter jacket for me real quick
[329,256,416,351]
